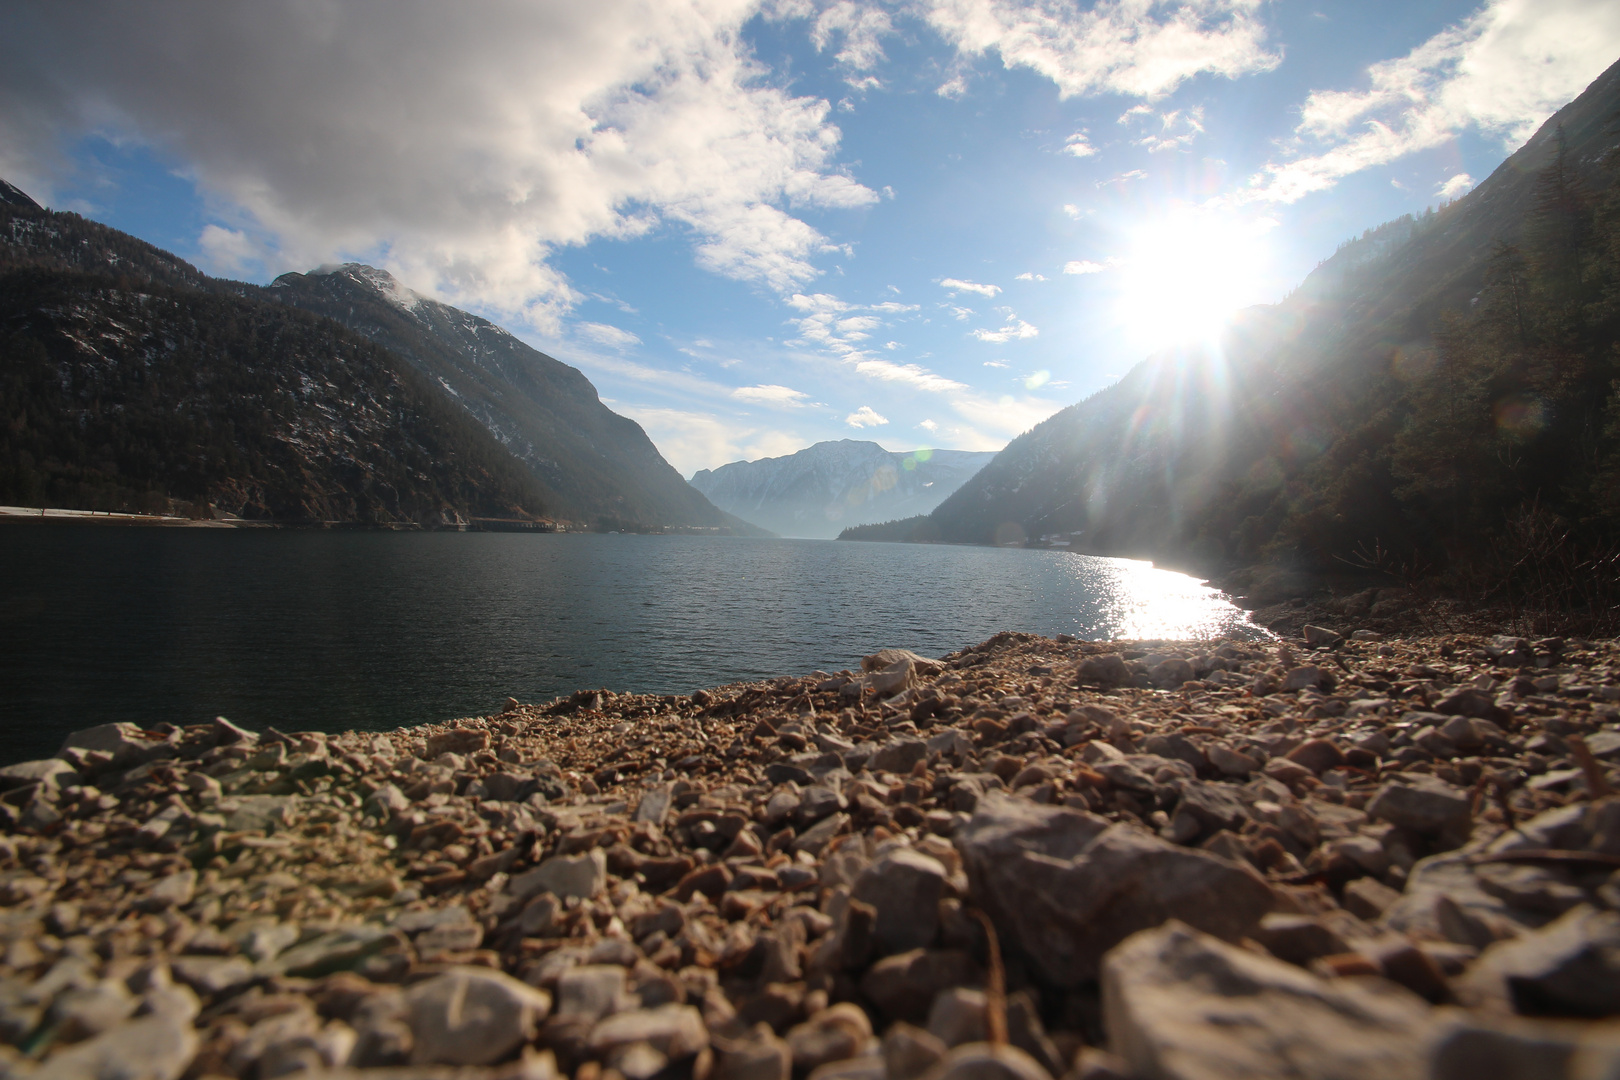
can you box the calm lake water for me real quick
[0,528,1264,764]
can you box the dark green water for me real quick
[0,527,1262,764]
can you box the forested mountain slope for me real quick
[901,56,1620,584]
[0,195,760,531]
[265,265,762,532]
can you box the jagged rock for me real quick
[716,1028,792,1080]
[588,1004,709,1061]
[861,950,978,1024]
[917,1042,1053,1080]
[1456,905,1620,1017]
[850,849,947,955]
[1428,1010,1620,1080]
[1366,776,1470,835]
[405,967,552,1065]
[884,1023,948,1080]
[32,1013,198,1080]
[1102,921,1435,1080]
[786,1003,873,1072]
[926,989,987,1048]
[510,851,607,902]
[1076,654,1131,687]
[956,794,1274,986]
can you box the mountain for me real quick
[690,439,997,539]
[859,56,1620,594]
[264,264,764,533]
[0,193,763,532]
[0,259,550,524]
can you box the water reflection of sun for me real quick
[1092,556,1261,640]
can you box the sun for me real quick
[1114,209,1276,352]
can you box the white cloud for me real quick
[1436,172,1476,199]
[936,74,970,98]
[1014,272,1046,282]
[1128,106,1205,153]
[197,224,260,276]
[945,304,975,320]
[941,277,1001,297]
[1098,169,1148,188]
[810,1,895,75]
[1062,203,1083,218]
[983,359,1009,368]
[918,419,939,432]
[971,315,1038,343]
[923,0,1278,101]
[619,404,803,476]
[1063,132,1097,157]
[853,358,968,392]
[577,322,642,348]
[732,383,810,407]
[1063,259,1109,274]
[786,292,850,314]
[846,405,890,427]
[948,392,1062,439]
[1239,0,1620,205]
[0,1,877,331]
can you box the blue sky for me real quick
[4,0,1618,476]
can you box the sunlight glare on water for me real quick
[1087,556,1260,641]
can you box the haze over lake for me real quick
[0,529,1262,764]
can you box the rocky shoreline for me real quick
[1,627,1618,1080]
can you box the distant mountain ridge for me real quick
[690,439,997,539]
[1,196,764,534]
[851,55,1620,582]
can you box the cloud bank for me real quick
[0,0,876,330]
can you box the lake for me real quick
[0,528,1265,764]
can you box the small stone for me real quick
[717,1029,792,1080]
[1285,739,1345,775]
[1456,904,1620,1017]
[1367,777,1470,836]
[405,966,553,1065]
[792,813,849,857]
[137,870,196,913]
[918,1042,1053,1080]
[1429,1012,1620,1080]
[786,1003,873,1072]
[32,1013,198,1080]
[871,738,928,776]
[884,1023,948,1080]
[47,982,137,1042]
[510,850,607,902]
[926,988,987,1048]
[1102,921,1434,1080]
[1282,666,1323,691]
[1432,687,1504,721]
[1302,625,1343,648]
[171,956,257,996]
[1206,744,1259,778]
[588,1004,709,1061]
[1342,878,1403,920]
[1250,914,1352,968]
[556,965,631,1024]
[1076,654,1131,687]
[861,950,977,1024]
[850,848,947,955]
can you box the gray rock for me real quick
[405,966,552,1065]
[170,956,257,996]
[1382,852,1546,943]
[272,925,392,978]
[1076,654,1131,687]
[1169,781,1247,843]
[509,850,607,902]
[0,758,80,792]
[1302,625,1342,647]
[717,1029,792,1080]
[1250,914,1353,968]
[137,870,196,912]
[926,988,987,1048]
[917,1043,1053,1080]
[588,1004,709,1060]
[58,723,161,767]
[1102,921,1434,1080]
[871,738,929,776]
[635,783,673,825]
[1282,666,1323,691]
[1366,776,1470,835]
[1342,877,1403,920]
[1151,659,1195,688]
[1432,687,1503,720]
[33,1013,198,1080]
[1206,744,1259,778]
[850,849,947,955]
[884,1023,947,1080]
[47,982,137,1041]
[555,965,631,1024]
[1456,905,1620,1017]
[955,794,1274,986]
[792,812,849,857]
[1285,739,1345,774]
[866,658,918,697]
[861,950,977,1024]
[786,1003,873,1072]
[1429,1011,1620,1080]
